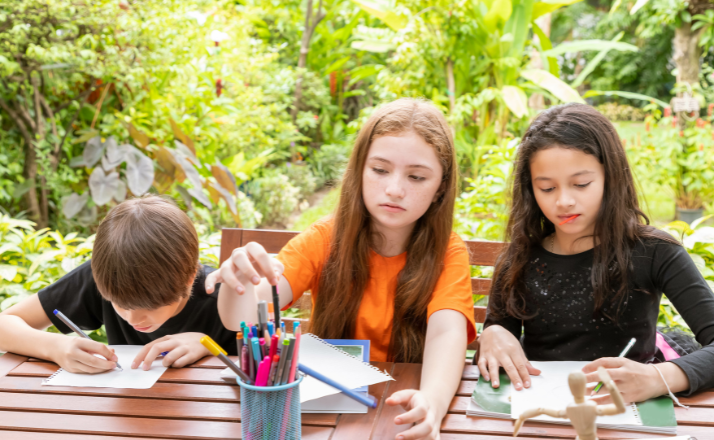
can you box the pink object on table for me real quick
[656,332,681,360]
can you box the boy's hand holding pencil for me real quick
[52,336,119,374]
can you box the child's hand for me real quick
[477,325,541,391]
[132,333,210,370]
[583,357,671,403]
[386,389,440,440]
[52,337,119,374]
[205,242,284,295]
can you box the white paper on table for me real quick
[298,334,394,403]
[42,345,168,389]
[511,361,641,426]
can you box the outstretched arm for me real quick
[513,407,566,437]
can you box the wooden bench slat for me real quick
[0,376,240,402]
[0,431,177,440]
[471,278,491,296]
[0,410,333,440]
[330,362,395,440]
[464,241,506,266]
[0,391,337,426]
[0,354,28,379]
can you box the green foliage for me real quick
[294,187,340,231]
[596,103,647,121]
[248,172,300,227]
[308,142,352,186]
[285,164,318,202]
[454,139,519,241]
[659,216,714,330]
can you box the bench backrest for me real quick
[219,228,505,329]
[220,228,506,332]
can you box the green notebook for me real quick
[467,364,677,435]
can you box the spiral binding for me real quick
[42,368,65,385]
[630,402,642,424]
[304,333,393,379]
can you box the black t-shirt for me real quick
[38,261,237,355]
[485,230,714,396]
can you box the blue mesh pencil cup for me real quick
[237,375,303,440]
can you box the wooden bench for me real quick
[219,228,506,349]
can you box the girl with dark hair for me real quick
[478,103,714,404]
[210,98,476,440]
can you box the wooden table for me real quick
[0,353,712,439]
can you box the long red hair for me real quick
[310,98,459,363]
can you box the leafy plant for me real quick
[248,173,300,227]
[659,216,714,330]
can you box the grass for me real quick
[293,187,340,231]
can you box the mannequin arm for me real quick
[514,407,566,436]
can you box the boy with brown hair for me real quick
[0,195,236,373]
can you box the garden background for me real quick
[3,0,714,341]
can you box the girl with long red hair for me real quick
[208,98,476,440]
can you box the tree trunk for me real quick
[291,0,324,123]
[22,141,42,227]
[446,58,456,112]
[673,22,704,131]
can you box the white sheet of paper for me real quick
[298,334,393,403]
[42,345,168,389]
[511,361,641,426]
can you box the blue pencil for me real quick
[298,363,378,408]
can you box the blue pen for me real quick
[53,309,123,371]
[252,325,258,337]
[281,321,286,334]
[293,321,299,333]
[251,337,261,373]
[298,363,378,408]
[268,321,274,337]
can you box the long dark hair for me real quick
[310,98,458,363]
[490,103,678,321]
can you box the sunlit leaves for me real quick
[62,192,89,219]
[88,167,120,206]
[520,69,585,104]
[501,86,529,118]
[125,149,154,196]
[83,136,105,168]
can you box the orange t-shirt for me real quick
[277,219,477,362]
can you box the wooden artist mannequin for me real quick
[513,367,627,440]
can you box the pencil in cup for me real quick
[199,336,252,385]
[236,375,303,440]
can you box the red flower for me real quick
[699,144,704,151]
[314,114,319,120]
[672,116,678,128]
[215,78,223,97]
[680,130,684,137]
[708,103,714,117]
[697,118,705,128]
[664,107,672,117]
[645,122,650,132]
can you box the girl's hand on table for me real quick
[132,332,210,370]
[52,337,118,374]
[386,389,440,440]
[583,357,687,404]
[205,242,284,294]
[477,325,541,391]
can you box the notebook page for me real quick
[42,345,168,389]
[511,361,641,426]
[299,334,394,403]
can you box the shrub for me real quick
[309,142,351,187]
[248,173,300,227]
[285,163,318,201]
[595,103,646,122]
